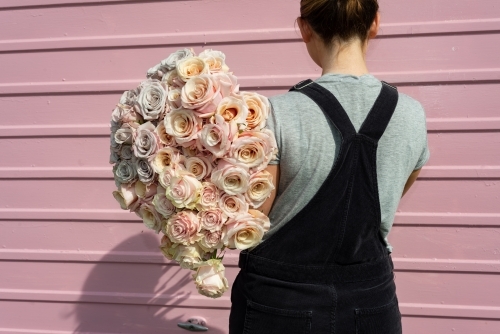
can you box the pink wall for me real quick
[0,0,499,332]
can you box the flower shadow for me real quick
[71,232,228,333]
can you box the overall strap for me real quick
[290,79,356,138]
[358,82,399,142]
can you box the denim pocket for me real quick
[243,300,312,334]
[355,297,402,334]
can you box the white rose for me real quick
[173,243,204,270]
[199,49,230,73]
[135,79,168,121]
[112,183,139,210]
[192,259,229,299]
[161,48,195,72]
[132,121,161,160]
[139,202,164,234]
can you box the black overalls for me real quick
[229,80,402,334]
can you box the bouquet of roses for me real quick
[109,48,277,298]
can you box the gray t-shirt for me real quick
[264,73,430,252]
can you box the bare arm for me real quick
[258,164,280,216]
[401,168,421,197]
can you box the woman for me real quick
[229,0,430,333]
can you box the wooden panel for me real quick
[1,0,499,332]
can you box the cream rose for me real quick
[164,108,202,147]
[135,180,157,201]
[199,114,238,158]
[192,259,229,299]
[165,210,202,245]
[173,243,204,270]
[211,160,250,195]
[181,74,222,117]
[176,56,209,82]
[155,121,177,147]
[166,169,202,209]
[152,185,177,219]
[135,79,168,121]
[132,121,161,160]
[229,129,278,172]
[224,210,270,250]
[112,183,139,210]
[152,147,184,174]
[162,69,185,89]
[158,165,177,189]
[185,156,212,181]
[214,96,249,127]
[218,193,249,217]
[240,92,270,130]
[196,182,220,211]
[159,234,179,260]
[167,88,183,110]
[245,170,275,208]
[139,202,164,234]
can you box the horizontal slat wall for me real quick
[0,0,499,333]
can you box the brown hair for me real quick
[300,0,379,46]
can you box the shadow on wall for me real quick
[70,232,227,333]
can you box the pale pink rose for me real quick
[199,229,225,252]
[224,210,270,250]
[152,147,184,174]
[199,208,227,231]
[176,56,209,82]
[196,182,220,211]
[240,92,270,130]
[139,202,164,233]
[212,72,239,98]
[164,108,202,147]
[112,183,139,210]
[228,129,278,172]
[185,156,212,180]
[114,123,135,145]
[166,210,202,245]
[199,114,238,158]
[245,170,275,208]
[159,234,179,260]
[162,70,185,89]
[192,259,229,299]
[211,160,250,195]
[152,185,177,219]
[166,169,202,209]
[181,74,222,117]
[133,121,161,160]
[158,165,178,189]
[135,181,157,201]
[199,49,230,73]
[167,88,183,110]
[218,192,249,217]
[173,243,204,270]
[214,96,249,127]
[135,79,168,121]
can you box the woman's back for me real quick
[264,73,430,252]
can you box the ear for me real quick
[368,11,380,39]
[297,17,313,43]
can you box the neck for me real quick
[319,39,369,77]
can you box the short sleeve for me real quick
[413,104,430,171]
[265,98,281,165]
